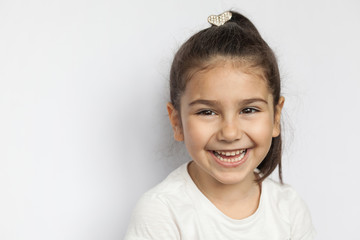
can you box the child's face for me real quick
[167,62,284,186]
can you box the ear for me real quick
[167,102,184,141]
[272,96,285,138]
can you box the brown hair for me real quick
[169,11,283,183]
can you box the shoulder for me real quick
[263,178,302,204]
[124,163,190,240]
[140,162,192,206]
[263,178,316,239]
[263,179,311,217]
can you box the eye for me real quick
[196,109,217,116]
[241,107,259,114]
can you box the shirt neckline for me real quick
[180,161,266,225]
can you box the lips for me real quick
[212,149,247,163]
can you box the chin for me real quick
[213,172,251,185]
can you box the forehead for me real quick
[183,62,273,102]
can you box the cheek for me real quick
[246,116,274,144]
[182,118,213,150]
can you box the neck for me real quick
[188,161,260,204]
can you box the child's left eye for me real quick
[241,108,258,114]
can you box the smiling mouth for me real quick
[212,149,247,163]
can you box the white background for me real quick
[1,0,359,239]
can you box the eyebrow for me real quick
[188,98,268,107]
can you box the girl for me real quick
[125,11,315,239]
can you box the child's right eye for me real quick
[196,110,216,116]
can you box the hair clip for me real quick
[207,11,232,26]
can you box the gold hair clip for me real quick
[207,11,232,26]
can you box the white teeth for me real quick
[215,150,245,156]
[214,150,247,163]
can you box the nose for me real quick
[217,117,242,142]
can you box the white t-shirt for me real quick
[124,162,315,240]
